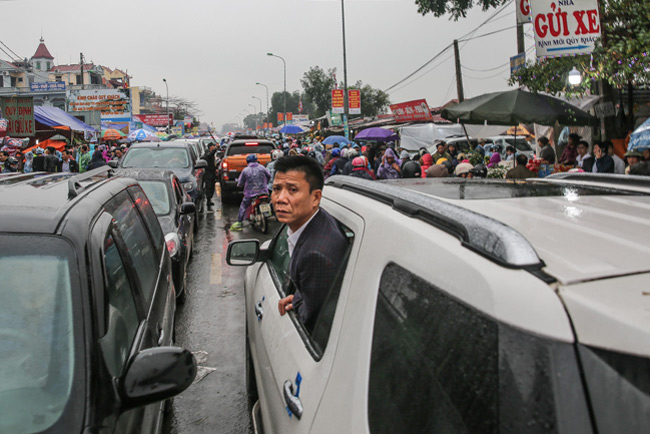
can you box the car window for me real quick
[121,147,190,169]
[266,221,353,356]
[105,191,158,304]
[129,186,165,256]
[99,234,139,377]
[139,180,171,216]
[227,144,273,155]
[172,178,185,204]
[368,263,590,434]
[0,235,77,433]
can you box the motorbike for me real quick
[246,193,274,233]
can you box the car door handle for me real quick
[157,324,165,346]
[283,380,303,420]
[254,301,264,320]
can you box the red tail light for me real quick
[245,142,259,146]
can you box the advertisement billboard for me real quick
[68,89,131,119]
[331,89,344,114]
[1,96,35,136]
[348,89,361,115]
[133,114,173,127]
[390,99,433,123]
[532,0,601,58]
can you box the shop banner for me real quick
[517,0,532,24]
[532,0,601,59]
[68,89,131,119]
[133,114,173,127]
[331,89,344,114]
[1,96,35,136]
[390,99,433,123]
[348,90,361,115]
[30,81,66,92]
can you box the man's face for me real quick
[436,145,445,154]
[271,170,321,231]
[627,156,640,166]
[593,145,603,159]
[0,153,7,162]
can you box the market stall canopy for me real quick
[441,89,598,127]
[35,106,97,133]
[354,127,399,142]
[628,117,650,150]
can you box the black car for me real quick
[0,168,196,434]
[115,169,196,303]
[114,141,207,231]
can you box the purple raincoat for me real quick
[377,148,401,179]
[238,162,271,197]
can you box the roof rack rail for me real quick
[325,176,543,269]
[545,172,650,188]
[68,166,113,199]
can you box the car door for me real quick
[172,176,193,261]
[247,199,364,433]
[102,190,174,433]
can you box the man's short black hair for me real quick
[538,137,549,146]
[516,153,528,166]
[578,140,589,149]
[274,155,324,192]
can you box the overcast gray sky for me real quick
[2,0,534,129]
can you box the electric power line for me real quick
[0,39,23,62]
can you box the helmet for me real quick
[352,157,365,167]
[271,149,283,160]
[454,162,474,177]
[469,164,487,178]
[6,157,18,165]
[401,161,422,178]
[246,154,258,163]
[331,148,340,157]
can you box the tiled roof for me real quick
[49,63,96,73]
[32,38,54,60]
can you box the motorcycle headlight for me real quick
[182,181,194,192]
[165,233,181,258]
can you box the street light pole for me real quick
[255,82,269,121]
[163,78,169,131]
[267,53,287,126]
[341,0,350,139]
[252,96,262,115]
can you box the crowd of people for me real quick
[0,142,128,174]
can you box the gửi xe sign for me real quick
[532,0,601,59]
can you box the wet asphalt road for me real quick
[162,190,278,434]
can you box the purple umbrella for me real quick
[354,127,399,142]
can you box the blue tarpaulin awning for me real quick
[35,106,97,133]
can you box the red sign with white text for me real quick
[390,99,433,122]
[331,89,344,114]
[133,114,173,127]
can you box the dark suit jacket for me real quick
[57,159,79,173]
[290,208,349,332]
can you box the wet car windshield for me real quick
[122,148,191,169]
[139,180,171,216]
[0,235,78,433]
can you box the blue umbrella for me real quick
[628,117,650,150]
[322,135,350,145]
[280,125,304,134]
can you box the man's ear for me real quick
[311,188,322,206]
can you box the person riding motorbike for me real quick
[229,154,271,231]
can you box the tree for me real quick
[301,66,338,118]
[269,91,304,125]
[352,81,391,117]
[414,0,508,19]
[509,1,650,96]
[243,112,265,130]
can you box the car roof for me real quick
[326,176,650,285]
[0,169,135,234]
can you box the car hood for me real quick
[445,195,650,285]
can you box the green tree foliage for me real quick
[414,0,508,19]
[301,66,338,118]
[352,81,392,117]
[509,0,650,95]
[269,91,307,126]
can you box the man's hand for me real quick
[278,294,294,316]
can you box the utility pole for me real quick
[341,0,350,138]
[80,53,84,89]
[453,40,464,102]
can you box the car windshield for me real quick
[0,235,78,433]
[121,148,190,169]
[139,180,171,216]
[227,144,273,155]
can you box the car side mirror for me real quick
[195,159,207,169]
[107,160,119,168]
[180,202,196,215]
[226,239,262,266]
[119,347,196,411]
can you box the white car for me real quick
[228,174,650,434]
